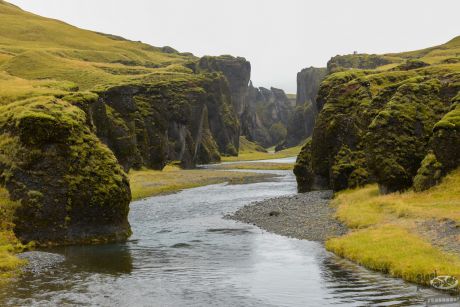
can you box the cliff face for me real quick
[0,2,249,244]
[294,37,460,194]
[282,67,327,148]
[90,74,239,171]
[241,84,294,147]
[196,55,252,151]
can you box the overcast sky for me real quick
[8,0,460,93]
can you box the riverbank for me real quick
[129,165,276,200]
[228,191,347,242]
[221,144,302,162]
[327,168,460,286]
[230,168,460,288]
[213,162,293,171]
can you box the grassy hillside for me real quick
[0,0,194,90]
[328,36,460,72]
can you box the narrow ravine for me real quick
[0,165,438,306]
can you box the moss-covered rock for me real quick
[294,45,460,194]
[91,73,239,170]
[0,96,131,244]
[327,54,396,73]
[293,139,314,193]
[331,146,369,191]
[413,152,443,192]
[365,79,447,193]
[432,100,460,172]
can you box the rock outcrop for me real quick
[295,37,460,194]
[241,84,294,147]
[281,67,327,148]
[0,94,131,244]
[90,74,239,170]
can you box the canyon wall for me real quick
[241,83,294,147]
[281,67,327,148]
[294,37,460,194]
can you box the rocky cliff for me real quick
[294,36,460,194]
[91,73,239,170]
[241,83,294,147]
[281,67,327,148]
[0,1,249,244]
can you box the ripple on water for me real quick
[0,169,442,306]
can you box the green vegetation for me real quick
[222,143,302,162]
[327,168,460,285]
[215,162,293,171]
[327,226,460,285]
[269,122,287,144]
[238,136,267,153]
[0,188,28,281]
[129,166,273,200]
[295,35,460,193]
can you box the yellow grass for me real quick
[129,165,273,200]
[222,144,302,162]
[214,162,293,170]
[327,225,460,285]
[327,168,460,285]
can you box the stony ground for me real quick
[18,251,65,274]
[227,190,347,242]
[418,219,460,254]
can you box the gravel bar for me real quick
[227,190,347,242]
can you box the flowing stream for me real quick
[0,162,439,306]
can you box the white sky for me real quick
[7,0,460,93]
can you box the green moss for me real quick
[0,94,131,244]
[299,52,460,194]
[432,102,460,172]
[331,146,369,190]
[269,122,287,145]
[413,152,443,192]
[366,79,447,193]
[327,53,397,73]
[293,138,314,192]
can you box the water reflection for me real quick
[50,243,133,275]
[0,170,441,306]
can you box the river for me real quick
[0,165,438,306]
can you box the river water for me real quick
[0,166,438,306]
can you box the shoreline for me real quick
[227,190,347,242]
[129,166,280,201]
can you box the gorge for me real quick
[0,0,460,305]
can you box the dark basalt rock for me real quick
[241,83,294,148]
[281,67,327,149]
[89,74,239,170]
